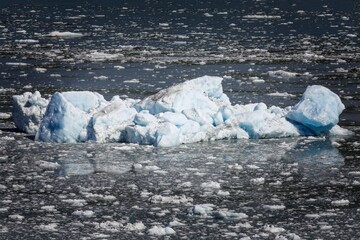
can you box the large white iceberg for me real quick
[12,75,349,147]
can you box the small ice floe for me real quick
[148,226,176,236]
[50,74,62,77]
[8,214,24,221]
[190,204,248,220]
[62,199,87,207]
[1,136,15,141]
[263,205,286,210]
[201,181,221,190]
[264,225,286,234]
[250,76,265,83]
[47,31,84,38]
[305,214,321,219]
[40,205,57,212]
[144,165,160,171]
[132,163,143,170]
[149,195,193,204]
[15,39,39,43]
[250,177,265,185]
[267,92,296,98]
[0,113,11,119]
[97,221,122,232]
[267,70,299,79]
[72,210,95,218]
[38,223,58,232]
[35,68,47,73]
[78,51,123,62]
[228,163,243,170]
[94,76,108,80]
[243,15,281,19]
[35,160,60,170]
[331,199,350,207]
[217,190,230,196]
[82,192,116,202]
[124,79,140,83]
[124,222,146,232]
[114,65,125,70]
[347,34,357,38]
[335,68,348,73]
[5,62,29,66]
[169,220,186,227]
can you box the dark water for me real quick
[0,0,359,239]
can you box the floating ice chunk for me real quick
[8,214,24,221]
[47,31,84,38]
[72,210,95,217]
[267,70,299,79]
[78,51,123,62]
[36,160,60,170]
[264,225,286,234]
[15,39,39,43]
[6,62,29,66]
[286,85,345,134]
[331,199,350,206]
[149,195,193,204]
[201,181,221,190]
[329,125,353,136]
[191,204,215,216]
[12,91,49,134]
[136,75,230,114]
[36,91,107,143]
[0,113,11,119]
[250,177,265,185]
[263,205,286,210]
[243,15,281,19]
[35,67,47,73]
[267,92,296,98]
[148,226,176,236]
[38,223,58,232]
[190,204,248,220]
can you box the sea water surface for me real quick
[0,0,359,239]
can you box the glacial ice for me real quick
[286,85,345,134]
[12,91,48,134]
[12,75,349,147]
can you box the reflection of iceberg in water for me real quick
[54,145,137,176]
[52,136,345,179]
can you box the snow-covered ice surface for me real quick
[0,0,360,239]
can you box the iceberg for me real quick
[12,76,349,147]
[286,85,345,135]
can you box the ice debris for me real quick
[190,204,248,220]
[12,75,349,147]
